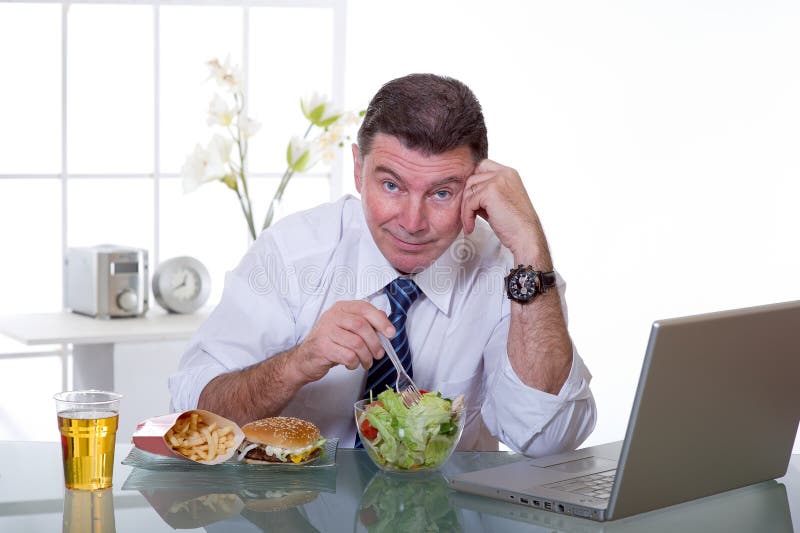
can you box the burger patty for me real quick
[245,446,321,463]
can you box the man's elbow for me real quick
[521,396,598,458]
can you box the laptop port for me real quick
[532,500,541,507]
[520,498,529,504]
[544,502,552,510]
[558,504,565,513]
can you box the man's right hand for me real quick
[291,300,396,383]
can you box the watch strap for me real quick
[539,271,557,293]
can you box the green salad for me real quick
[357,389,464,470]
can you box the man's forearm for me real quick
[197,347,307,426]
[507,293,572,395]
[507,238,573,395]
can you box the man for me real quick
[169,73,596,455]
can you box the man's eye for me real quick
[434,190,451,199]
[383,181,398,192]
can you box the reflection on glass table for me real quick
[63,488,115,533]
[0,442,798,532]
[450,479,793,533]
[355,471,461,532]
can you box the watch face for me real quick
[508,267,537,302]
[153,256,211,314]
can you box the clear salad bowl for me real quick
[354,391,466,473]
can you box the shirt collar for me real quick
[354,204,466,316]
[412,233,464,316]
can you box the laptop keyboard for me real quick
[544,469,616,500]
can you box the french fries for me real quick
[165,412,236,462]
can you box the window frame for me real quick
[0,0,347,388]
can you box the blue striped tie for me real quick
[355,277,421,448]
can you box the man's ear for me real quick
[352,143,363,194]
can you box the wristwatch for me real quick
[504,265,557,303]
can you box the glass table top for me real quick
[1,441,798,532]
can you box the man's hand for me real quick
[461,159,552,270]
[291,300,396,383]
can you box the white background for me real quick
[344,0,800,450]
[1,0,798,453]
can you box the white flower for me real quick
[239,116,262,139]
[300,93,342,127]
[286,136,319,173]
[181,134,232,193]
[312,111,359,163]
[314,122,346,163]
[206,55,243,92]
[207,94,234,127]
[207,133,233,163]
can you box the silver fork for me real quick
[377,332,423,407]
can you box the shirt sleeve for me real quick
[480,272,597,457]
[168,233,298,412]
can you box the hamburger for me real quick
[237,417,326,465]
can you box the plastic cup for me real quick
[54,390,122,490]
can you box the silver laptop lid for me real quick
[608,300,800,520]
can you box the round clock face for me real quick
[153,256,211,314]
[169,267,201,302]
[508,268,537,301]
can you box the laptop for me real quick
[450,300,800,521]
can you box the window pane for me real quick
[0,355,62,441]
[67,5,153,173]
[0,180,62,314]
[0,5,61,174]
[248,7,335,173]
[248,176,331,227]
[158,178,249,306]
[160,6,242,174]
[66,178,153,252]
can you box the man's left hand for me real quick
[461,159,552,270]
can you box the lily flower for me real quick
[181,145,224,193]
[301,93,342,128]
[286,136,319,173]
[239,115,262,139]
[206,55,243,92]
[207,94,234,127]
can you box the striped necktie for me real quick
[355,277,421,448]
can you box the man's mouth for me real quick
[388,232,430,252]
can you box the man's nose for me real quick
[398,197,428,235]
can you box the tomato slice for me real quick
[360,418,378,440]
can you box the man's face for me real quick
[353,134,475,274]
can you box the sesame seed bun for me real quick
[241,417,321,450]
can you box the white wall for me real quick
[2,1,798,453]
[343,0,800,451]
[114,341,188,443]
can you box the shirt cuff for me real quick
[168,357,228,412]
[485,344,593,453]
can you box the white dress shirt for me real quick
[169,195,596,456]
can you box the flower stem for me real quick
[261,121,314,230]
[234,91,257,240]
[235,184,257,241]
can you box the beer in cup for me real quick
[54,390,122,490]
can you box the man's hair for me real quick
[357,73,488,163]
